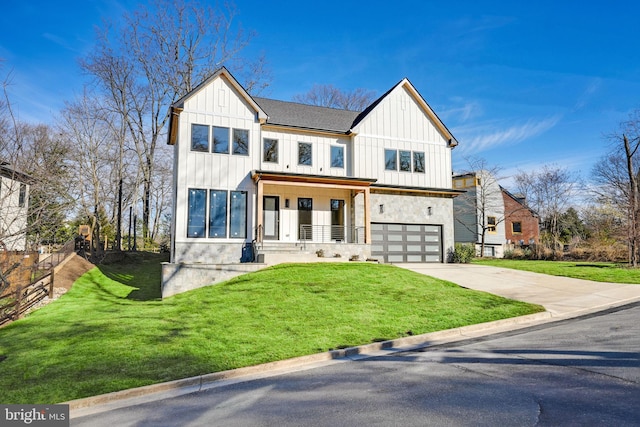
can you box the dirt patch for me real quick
[53,254,95,290]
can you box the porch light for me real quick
[427,206,432,216]
[379,204,384,214]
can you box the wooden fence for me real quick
[0,272,53,326]
[0,239,75,326]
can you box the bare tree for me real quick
[292,84,376,111]
[81,0,269,245]
[454,158,505,257]
[592,109,640,266]
[514,164,580,253]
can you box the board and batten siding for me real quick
[259,129,352,177]
[352,85,452,188]
[173,75,262,245]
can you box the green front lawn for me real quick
[0,256,543,404]
[473,259,640,283]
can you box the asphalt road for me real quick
[72,302,640,426]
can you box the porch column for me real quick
[256,179,264,242]
[363,187,371,244]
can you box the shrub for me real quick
[450,243,475,263]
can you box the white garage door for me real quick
[371,223,442,263]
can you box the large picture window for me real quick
[187,189,207,238]
[331,145,344,168]
[384,149,397,170]
[263,138,278,163]
[213,126,229,154]
[230,191,247,238]
[232,129,249,155]
[298,142,312,166]
[191,124,209,152]
[209,190,227,238]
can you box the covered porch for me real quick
[251,171,376,251]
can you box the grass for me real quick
[0,255,543,404]
[473,258,640,284]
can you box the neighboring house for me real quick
[501,187,539,246]
[164,67,462,296]
[452,171,505,257]
[0,162,30,251]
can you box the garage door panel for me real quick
[371,223,442,263]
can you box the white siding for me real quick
[352,85,452,188]
[259,129,352,177]
[173,74,261,250]
[0,176,29,251]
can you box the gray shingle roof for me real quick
[253,97,362,133]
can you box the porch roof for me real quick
[370,183,465,197]
[252,170,377,189]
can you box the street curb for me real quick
[67,311,552,416]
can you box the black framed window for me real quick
[230,191,247,238]
[232,129,249,155]
[18,183,27,207]
[191,124,209,152]
[213,126,229,154]
[187,189,207,238]
[413,151,425,173]
[399,150,411,172]
[298,142,312,165]
[209,190,227,238]
[263,138,278,163]
[331,145,344,168]
[384,149,397,170]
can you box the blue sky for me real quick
[2,1,640,185]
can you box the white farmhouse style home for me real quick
[0,162,30,251]
[163,67,462,296]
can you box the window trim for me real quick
[232,128,249,156]
[263,138,278,163]
[212,126,230,154]
[413,151,425,173]
[187,188,207,238]
[298,142,312,166]
[208,189,228,238]
[190,124,209,152]
[512,221,522,234]
[229,191,247,238]
[330,145,344,169]
[384,149,397,171]
[487,216,497,233]
[399,150,412,172]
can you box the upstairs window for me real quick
[487,216,497,233]
[232,129,249,155]
[384,149,397,170]
[18,183,27,207]
[298,142,312,166]
[191,124,209,152]
[413,151,425,173]
[213,126,230,154]
[263,138,278,163]
[512,221,522,234]
[331,145,344,168]
[399,150,411,172]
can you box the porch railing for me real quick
[299,225,365,245]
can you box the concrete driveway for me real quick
[397,263,640,318]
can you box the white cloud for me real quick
[455,115,562,154]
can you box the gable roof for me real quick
[254,97,360,134]
[352,78,458,147]
[167,67,459,147]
